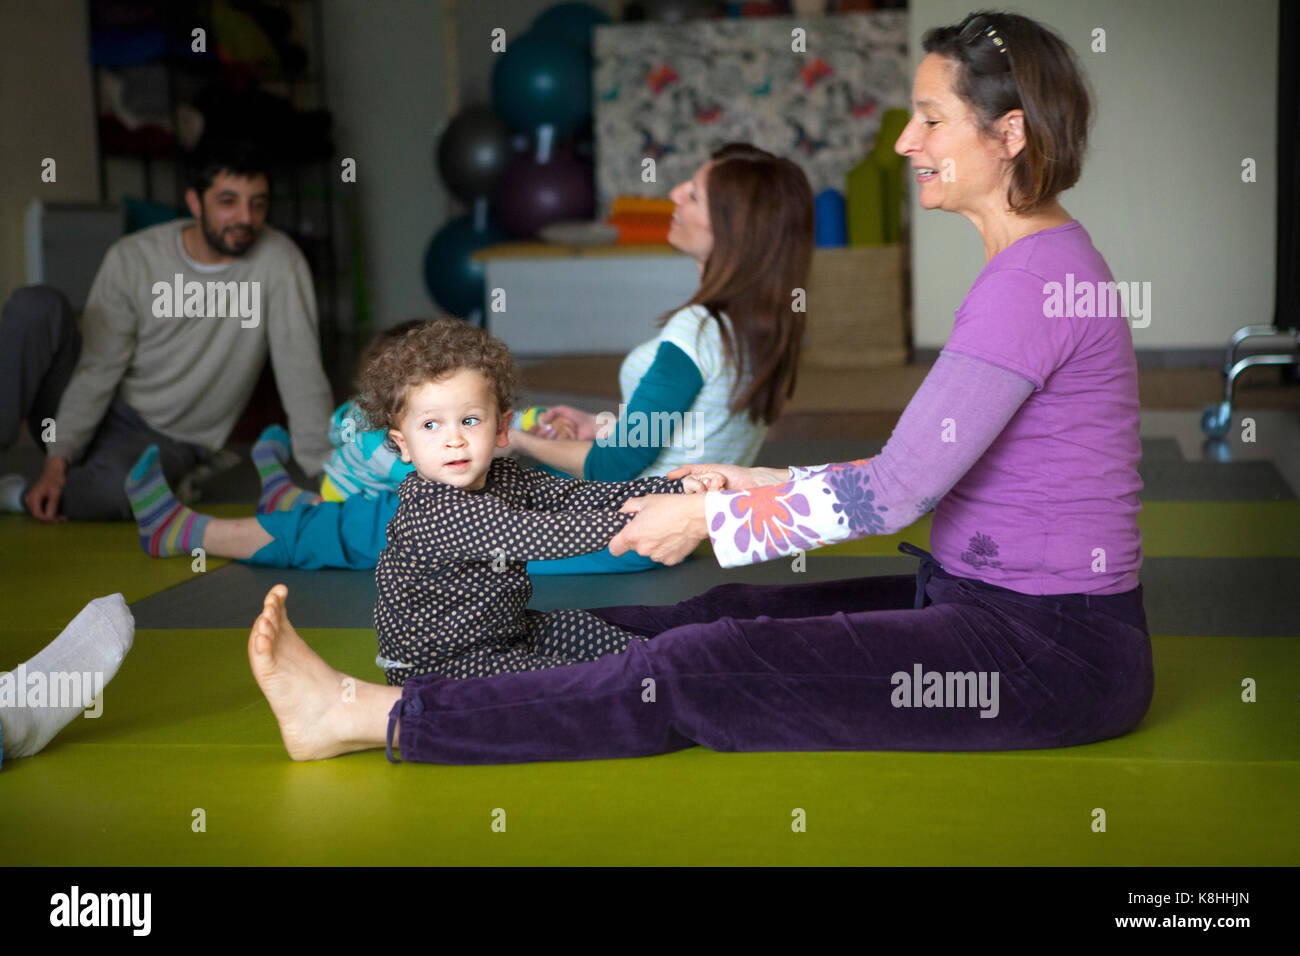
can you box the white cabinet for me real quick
[478,244,699,356]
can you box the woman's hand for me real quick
[537,405,597,441]
[666,463,789,492]
[546,417,577,441]
[609,493,709,566]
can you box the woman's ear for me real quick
[389,428,411,463]
[999,110,1027,159]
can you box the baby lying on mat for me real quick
[356,319,718,684]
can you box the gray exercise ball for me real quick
[437,105,513,202]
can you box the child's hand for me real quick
[680,471,727,493]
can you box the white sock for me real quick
[0,474,27,513]
[0,594,135,759]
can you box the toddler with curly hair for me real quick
[354,319,717,681]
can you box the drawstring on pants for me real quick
[898,541,944,610]
[387,695,421,763]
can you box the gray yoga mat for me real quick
[130,554,1298,639]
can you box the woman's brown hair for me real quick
[669,142,814,424]
[922,10,1091,214]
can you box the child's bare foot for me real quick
[247,585,397,760]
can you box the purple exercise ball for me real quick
[492,148,595,239]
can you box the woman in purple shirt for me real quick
[245,10,1153,763]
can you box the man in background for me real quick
[0,141,334,521]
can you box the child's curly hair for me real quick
[353,318,517,441]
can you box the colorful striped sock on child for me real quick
[253,425,322,513]
[125,446,210,558]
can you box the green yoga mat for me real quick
[0,628,1294,865]
[0,508,243,630]
[2,442,1296,866]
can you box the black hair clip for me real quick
[983,25,1009,55]
[960,16,1010,56]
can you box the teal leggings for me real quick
[249,490,658,574]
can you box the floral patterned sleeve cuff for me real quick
[787,464,825,481]
[705,460,877,568]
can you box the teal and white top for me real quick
[321,400,414,498]
[585,305,767,481]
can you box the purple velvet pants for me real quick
[387,543,1154,765]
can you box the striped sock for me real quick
[125,446,210,558]
[253,425,322,513]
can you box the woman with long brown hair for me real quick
[511,142,813,573]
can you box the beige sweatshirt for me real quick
[47,220,334,475]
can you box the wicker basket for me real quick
[800,244,908,368]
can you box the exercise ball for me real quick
[491,30,592,136]
[437,105,513,201]
[492,148,595,239]
[422,214,509,318]
[531,3,610,52]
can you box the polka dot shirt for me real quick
[374,457,683,684]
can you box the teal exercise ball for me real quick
[531,3,610,52]
[491,30,592,136]
[422,214,509,318]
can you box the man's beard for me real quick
[198,212,260,257]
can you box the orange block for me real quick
[611,220,672,244]
[609,196,676,218]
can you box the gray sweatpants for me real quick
[0,285,208,520]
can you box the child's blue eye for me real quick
[423,420,439,431]
[463,417,480,427]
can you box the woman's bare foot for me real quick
[247,584,400,760]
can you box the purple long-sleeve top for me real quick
[706,221,1143,596]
